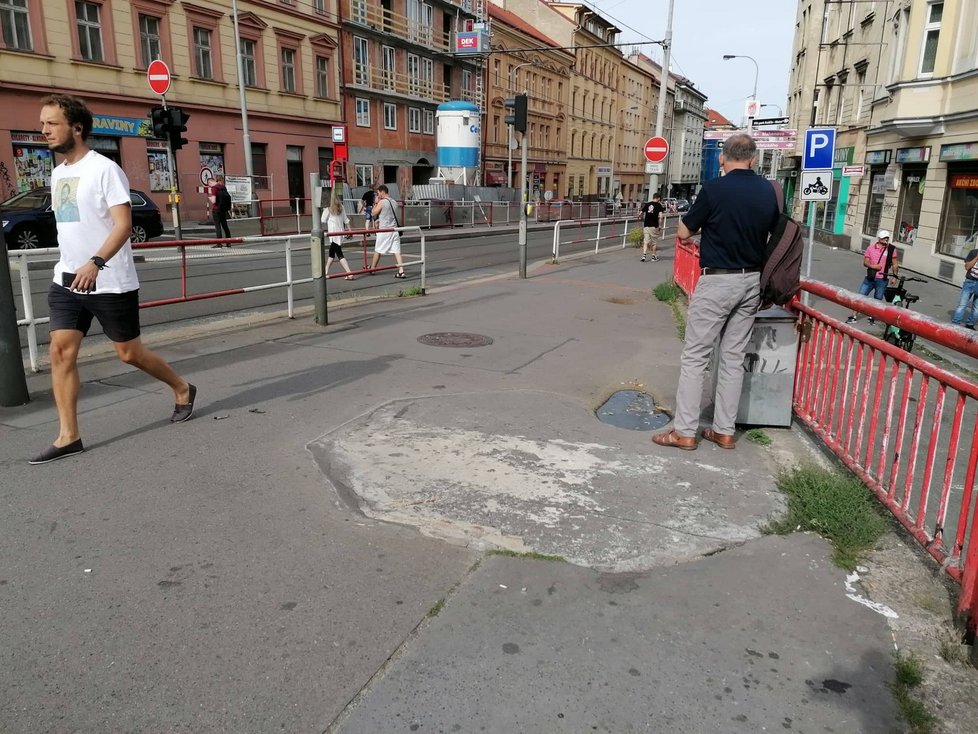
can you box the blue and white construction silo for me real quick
[435,101,481,185]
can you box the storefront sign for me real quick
[896,147,930,164]
[596,166,611,175]
[950,174,978,189]
[11,132,47,145]
[940,142,978,162]
[834,146,854,166]
[92,115,152,137]
[865,150,891,165]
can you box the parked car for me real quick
[1,188,163,249]
[674,198,690,212]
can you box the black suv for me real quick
[1,188,164,249]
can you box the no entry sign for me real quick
[644,136,669,163]
[147,60,171,96]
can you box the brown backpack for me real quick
[760,181,804,307]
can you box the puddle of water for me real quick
[596,390,671,431]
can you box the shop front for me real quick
[936,142,978,260]
[893,146,930,247]
[862,148,892,238]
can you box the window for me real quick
[138,13,161,67]
[854,68,866,124]
[355,98,370,126]
[312,0,325,12]
[315,56,329,98]
[939,170,978,257]
[354,36,368,85]
[355,164,373,188]
[421,57,433,96]
[384,102,397,130]
[835,75,846,125]
[407,53,419,95]
[409,107,421,133]
[351,0,366,25]
[251,143,268,182]
[382,46,395,91]
[1,0,32,51]
[864,167,888,235]
[813,177,840,232]
[241,38,257,87]
[895,167,926,245]
[76,1,103,62]
[423,109,434,134]
[193,27,212,79]
[919,2,943,75]
[281,47,296,93]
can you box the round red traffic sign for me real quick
[147,60,171,96]
[644,136,669,163]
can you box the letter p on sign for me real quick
[803,128,836,170]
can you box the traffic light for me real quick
[167,107,190,151]
[504,93,528,134]
[149,105,170,139]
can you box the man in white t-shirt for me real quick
[30,95,197,465]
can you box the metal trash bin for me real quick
[712,306,799,427]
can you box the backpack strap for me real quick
[770,180,785,213]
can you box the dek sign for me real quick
[803,128,836,170]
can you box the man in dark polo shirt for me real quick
[653,133,779,451]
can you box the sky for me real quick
[584,0,798,124]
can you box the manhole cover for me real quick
[596,390,671,431]
[418,332,494,348]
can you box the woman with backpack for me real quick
[321,187,356,280]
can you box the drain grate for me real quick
[418,332,494,348]
[596,390,672,431]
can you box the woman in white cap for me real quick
[847,229,899,325]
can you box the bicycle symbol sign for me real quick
[800,170,832,201]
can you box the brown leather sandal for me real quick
[651,431,698,451]
[701,429,736,449]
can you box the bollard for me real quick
[0,229,30,406]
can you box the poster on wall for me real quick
[11,133,54,193]
[146,141,172,192]
[199,144,225,181]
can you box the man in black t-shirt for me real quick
[652,133,779,452]
[639,193,665,262]
[952,247,978,329]
[360,185,377,230]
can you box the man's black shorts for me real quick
[47,283,141,342]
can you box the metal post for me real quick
[231,0,256,216]
[804,201,815,307]
[649,0,675,198]
[0,230,29,406]
[160,96,182,240]
[518,130,528,279]
[310,172,327,324]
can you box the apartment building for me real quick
[0,0,344,223]
[787,0,978,282]
[338,0,484,193]
[483,2,573,196]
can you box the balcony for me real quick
[343,2,471,55]
[350,64,479,106]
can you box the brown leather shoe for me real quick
[651,430,698,451]
[701,429,736,449]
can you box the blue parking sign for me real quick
[803,128,836,170]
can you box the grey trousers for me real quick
[673,272,761,437]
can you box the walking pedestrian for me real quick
[846,230,899,325]
[639,193,665,262]
[209,176,232,244]
[951,247,978,330]
[360,184,377,230]
[369,185,406,278]
[322,187,356,280]
[30,94,196,465]
[652,133,779,451]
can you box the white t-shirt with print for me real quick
[51,150,139,294]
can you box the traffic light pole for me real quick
[0,228,29,406]
[518,129,528,279]
[161,96,183,241]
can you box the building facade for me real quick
[0,0,344,223]
[667,79,707,199]
[483,2,573,196]
[787,0,978,282]
[337,0,484,195]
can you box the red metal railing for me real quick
[672,247,978,636]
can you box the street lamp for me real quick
[610,105,638,199]
[507,61,538,188]
[722,54,759,132]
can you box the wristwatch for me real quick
[90,256,107,270]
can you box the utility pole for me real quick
[0,229,29,406]
[649,0,675,199]
[231,0,256,216]
[310,172,328,324]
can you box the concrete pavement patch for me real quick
[310,391,785,572]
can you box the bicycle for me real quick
[881,275,928,352]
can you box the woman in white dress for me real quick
[321,187,356,279]
[369,184,406,278]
